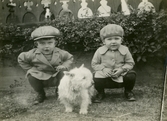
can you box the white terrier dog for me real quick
[58,64,95,114]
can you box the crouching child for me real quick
[91,24,136,102]
[18,26,73,105]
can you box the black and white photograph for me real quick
[0,0,167,121]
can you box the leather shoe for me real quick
[33,93,46,105]
[124,91,136,101]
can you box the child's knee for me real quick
[93,78,103,84]
[93,78,105,89]
[58,71,64,78]
[124,71,136,81]
[51,71,65,87]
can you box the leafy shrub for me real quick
[0,10,167,66]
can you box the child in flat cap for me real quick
[18,26,73,105]
[91,24,136,102]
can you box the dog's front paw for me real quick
[65,108,73,113]
[79,109,88,115]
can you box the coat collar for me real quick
[34,48,60,68]
[34,47,60,54]
[99,45,127,55]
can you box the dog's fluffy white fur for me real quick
[58,64,95,114]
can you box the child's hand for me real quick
[56,65,66,71]
[102,68,113,77]
[111,68,123,78]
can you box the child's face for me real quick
[36,38,56,54]
[103,36,122,51]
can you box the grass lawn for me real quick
[0,52,165,121]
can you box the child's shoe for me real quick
[93,92,105,103]
[124,91,136,101]
[33,93,46,105]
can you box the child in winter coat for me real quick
[91,24,136,102]
[18,26,73,105]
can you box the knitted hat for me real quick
[100,24,124,40]
[31,26,60,41]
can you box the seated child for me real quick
[91,24,136,102]
[18,26,73,105]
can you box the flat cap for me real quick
[100,24,124,40]
[31,26,61,40]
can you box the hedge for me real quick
[0,10,167,66]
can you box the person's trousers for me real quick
[93,70,136,94]
[27,71,64,94]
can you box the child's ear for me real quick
[54,41,58,46]
[121,38,123,42]
[34,42,38,47]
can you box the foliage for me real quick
[0,10,167,65]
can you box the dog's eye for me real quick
[83,76,86,79]
[70,73,75,77]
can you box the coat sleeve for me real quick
[61,51,73,70]
[122,48,135,71]
[18,51,33,71]
[91,49,105,71]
